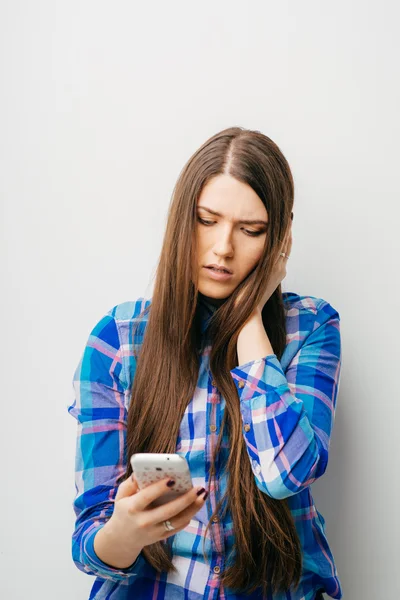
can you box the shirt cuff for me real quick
[230,354,288,402]
[84,524,142,580]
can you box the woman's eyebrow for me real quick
[197,205,268,226]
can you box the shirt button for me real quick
[244,423,251,432]
[213,566,221,574]
[212,515,219,523]
[210,424,217,433]
[238,381,245,388]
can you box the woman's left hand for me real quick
[255,222,293,314]
[234,222,293,316]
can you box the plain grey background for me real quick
[1,1,399,598]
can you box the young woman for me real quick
[68,126,342,600]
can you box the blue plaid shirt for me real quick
[68,292,342,599]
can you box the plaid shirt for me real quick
[68,292,342,600]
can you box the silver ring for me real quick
[280,252,290,259]
[163,520,175,532]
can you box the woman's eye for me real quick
[197,217,263,237]
[244,229,263,237]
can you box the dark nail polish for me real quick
[166,479,176,487]
[291,212,293,221]
[202,491,209,500]
[196,487,206,496]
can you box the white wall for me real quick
[1,1,399,598]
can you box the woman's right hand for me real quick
[104,475,208,552]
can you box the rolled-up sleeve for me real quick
[230,300,342,500]
[67,309,145,582]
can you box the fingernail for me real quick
[202,491,209,500]
[196,487,206,496]
[291,212,293,221]
[166,479,176,487]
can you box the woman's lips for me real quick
[203,266,233,281]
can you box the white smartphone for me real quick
[130,453,194,508]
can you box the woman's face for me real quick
[195,174,268,304]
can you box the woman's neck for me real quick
[197,292,226,309]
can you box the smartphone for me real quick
[130,453,194,507]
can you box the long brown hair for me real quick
[118,127,301,595]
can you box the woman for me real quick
[68,126,342,599]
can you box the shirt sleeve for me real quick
[67,308,145,582]
[230,300,342,500]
